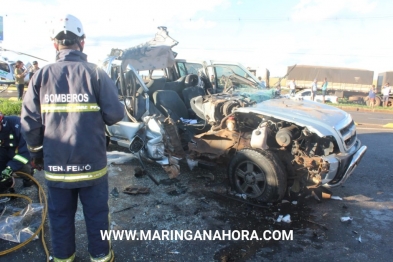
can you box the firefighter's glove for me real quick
[31,158,44,171]
[1,167,13,182]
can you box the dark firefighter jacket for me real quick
[0,116,30,170]
[21,49,124,188]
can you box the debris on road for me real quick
[186,158,198,171]
[340,216,353,222]
[134,167,146,178]
[210,192,269,209]
[110,187,119,198]
[282,214,291,223]
[110,221,117,230]
[276,215,284,222]
[322,192,332,199]
[123,186,150,195]
[357,235,362,243]
[112,204,139,214]
[197,172,215,181]
[235,193,247,200]
[159,178,180,185]
[331,196,343,200]
[306,219,328,230]
[166,183,188,196]
[168,250,180,254]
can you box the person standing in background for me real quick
[368,85,376,111]
[29,61,40,80]
[210,74,216,93]
[276,83,282,96]
[321,77,328,103]
[289,79,296,96]
[14,61,27,100]
[382,83,391,107]
[311,79,318,101]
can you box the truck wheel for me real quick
[348,96,365,104]
[366,96,381,107]
[228,149,287,202]
[388,98,393,107]
[374,96,381,107]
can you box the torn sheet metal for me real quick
[121,27,178,71]
[189,129,250,157]
[123,186,150,195]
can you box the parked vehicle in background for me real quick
[286,65,378,105]
[0,57,30,87]
[295,89,339,104]
[100,27,367,203]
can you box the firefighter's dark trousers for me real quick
[47,178,111,260]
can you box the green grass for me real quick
[336,98,393,110]
[0,98,22,115]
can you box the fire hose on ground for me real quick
[0,171,49,261]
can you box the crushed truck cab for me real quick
[101,27,367,202]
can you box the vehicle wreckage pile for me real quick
[101,27,367,203]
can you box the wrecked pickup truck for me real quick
[100,27,367,202]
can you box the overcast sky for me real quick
[1,0,392,78]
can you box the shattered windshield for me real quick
[214,64,265,92]
[212,64,274,102]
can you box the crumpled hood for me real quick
[236,97,351,136]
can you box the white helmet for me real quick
[51,14,85,40]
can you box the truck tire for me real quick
[348,95,366,104]
[228,148,287,202]
[374,96,381,107]
[388,98,393,107]
[366,96,381,107]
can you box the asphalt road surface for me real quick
[0,85,18,100]
[349,111,393,126]
[0,111,392,262]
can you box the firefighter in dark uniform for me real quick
[21,14,124,262]
[0,113,33,194]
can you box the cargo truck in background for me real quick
[285,65,393,107]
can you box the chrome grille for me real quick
[339,120,357,149]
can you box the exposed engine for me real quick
[190,93,256,126]
[188,93,338,190]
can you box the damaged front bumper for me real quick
[321,139,367,187]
